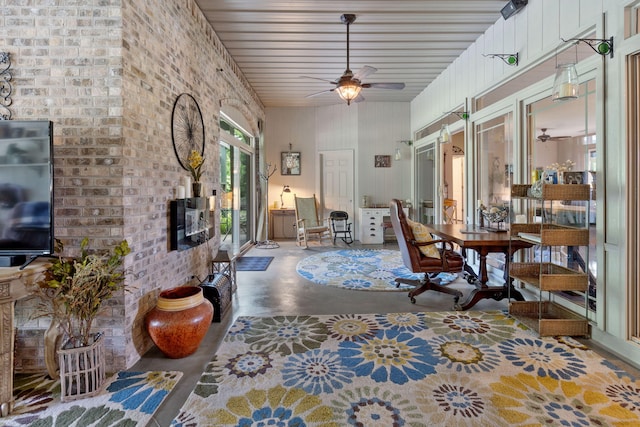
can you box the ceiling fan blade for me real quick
[300,76,337,84]
[305,88,335,98]
[354,93,365,103]
[353,65,377,81]
[362,82,405,90]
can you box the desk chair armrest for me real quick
[410,238,455,252]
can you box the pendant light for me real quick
[552,44,579,101]
[439,123,451,143]
[552,63,579,101]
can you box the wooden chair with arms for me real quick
[390,199,464,306]
[294,194,332,248]
[443,198,458,224]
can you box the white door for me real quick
[319,150,354,226]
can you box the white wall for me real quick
[265,102,411,215]
[410,0,640,366]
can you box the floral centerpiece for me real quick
[187,149,205,196]
[32,237,131,348]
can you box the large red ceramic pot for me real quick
[145,286,213,359]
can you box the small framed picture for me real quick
[375,155,391,168]
[281,151,301,175]
[563,171,585,184]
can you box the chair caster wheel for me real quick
[410,297,416,304]
[466,276,477,284]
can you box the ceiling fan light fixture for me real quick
[336,80,362,105]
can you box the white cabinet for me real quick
[358,207,408,244]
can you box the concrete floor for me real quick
[131,239,640,426]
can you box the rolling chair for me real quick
[390,199,464,306]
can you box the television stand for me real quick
[0,255,26,268]
[19,254,55,270]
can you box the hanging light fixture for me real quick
[394,140,413,160]
[552,43,579,102]
[552,63,579,101]
[439,123,451,143]
[335,77,362,105]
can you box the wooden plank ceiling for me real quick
[194,0,508,107]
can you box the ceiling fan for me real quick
[303,14,405,105]
[537,128,570,142]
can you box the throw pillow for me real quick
[407,219,440,259]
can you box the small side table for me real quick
[212,250,237,294]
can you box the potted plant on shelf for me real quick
[187,149,205,197]
[31,237,130,400]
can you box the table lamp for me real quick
[280,185,291,208]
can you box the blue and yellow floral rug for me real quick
[3,370,182,426]
[172,311,640,426]
[296,248,457,291]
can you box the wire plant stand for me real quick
[256,162,279,249]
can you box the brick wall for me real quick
[4,0,264,373]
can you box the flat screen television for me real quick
[0,120,54,267]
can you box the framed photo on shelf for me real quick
[563,171,586,184]
[375,155,391,168]
[281,151,301,175]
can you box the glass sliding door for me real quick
[416,144,436,224]
[219,115,254,253]
[238,150,251,246]
[220,143,233,244]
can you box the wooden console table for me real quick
[0,260,46,417]
[425,224,533,310]
[270,209,296,240]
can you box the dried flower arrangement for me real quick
[31,238,131,348]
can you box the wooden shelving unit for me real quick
[509,183,591,337]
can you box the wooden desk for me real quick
[425,223,533,310]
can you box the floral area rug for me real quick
[172,311,640,426]
[3,370,182,426]
[295,248,457,291]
